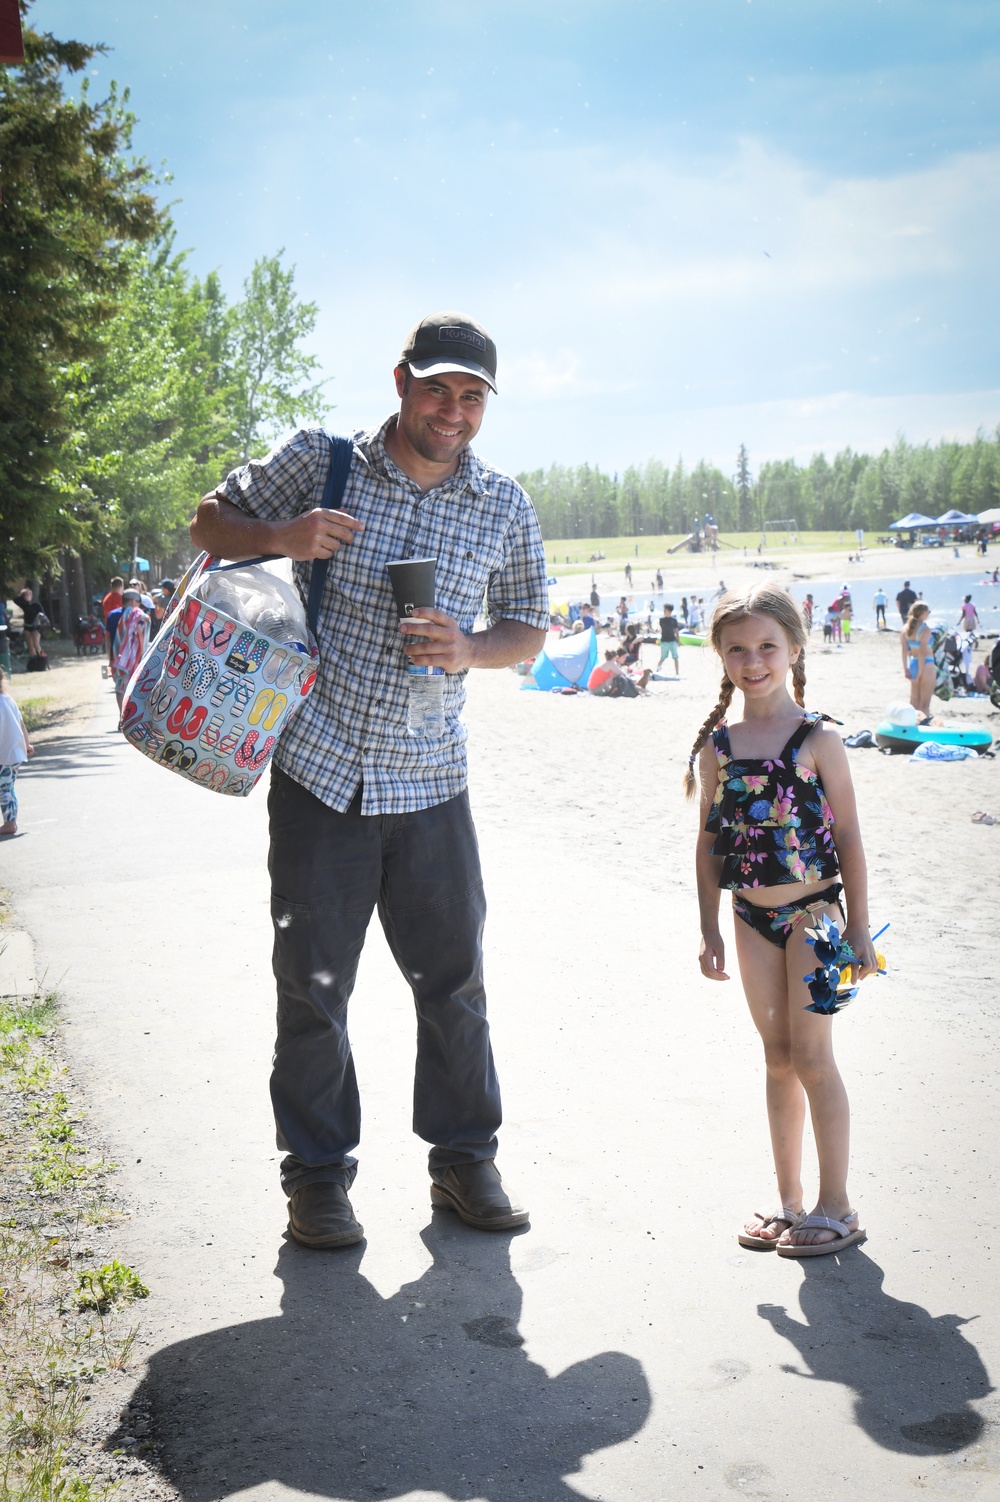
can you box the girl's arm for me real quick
[812,727,878,979]
[17,706,33,757]
[900,628,909,678]
[695,741,729,980]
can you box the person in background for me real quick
[957,595,979,631]
[895,580,917,622]
[872,588,887,630]
[102,576,124,622]
[17,589,45,659]
[680,596,689,625]
[587,648,651,697]
[658,603,681,675]
[688,597,703,632]
[111,588,149,712]
[802,594,814,632]
[150,579,175,638]
[901,601,936,722]
[0,668,34,836]
[616,596,629,635]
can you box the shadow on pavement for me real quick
[26,730,121,779]
[128,1215,650,1500]
[758,1249,993,1453]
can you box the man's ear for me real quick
[393,365,407,398]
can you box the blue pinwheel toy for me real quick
[803,916,888,1015]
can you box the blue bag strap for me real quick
[306,435,355,635]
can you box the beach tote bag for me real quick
[119,436,353,796]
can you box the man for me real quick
[873,587,887,630]
[190,313,548,1249]
[102,576,124,622]
[896,580,917,622]
[658,603,681,675]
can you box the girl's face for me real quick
[718,612,799,699]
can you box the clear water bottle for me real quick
[406,665,445,738]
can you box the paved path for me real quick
[5,667,998,1501]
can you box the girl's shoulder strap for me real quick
[785,711,843,759]
[710,721,731,757]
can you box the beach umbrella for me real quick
[888,512,935,529]
[934,509,977,524]
[977,507,1000,523]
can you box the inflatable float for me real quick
[679,631,707,647]
[875,720,993,755]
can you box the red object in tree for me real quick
[0,0,25,64]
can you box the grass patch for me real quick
[0,987,153,1501]
[14,698,54,734]
[540,528,895,575]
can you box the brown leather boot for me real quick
[430,1160,529,1230]
[287,1182,363,1248]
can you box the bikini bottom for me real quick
[733,883,844,950]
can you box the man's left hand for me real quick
[399,606,475,673]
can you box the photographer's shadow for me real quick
[758,1250,992,1453]
[130,1216,650,1500]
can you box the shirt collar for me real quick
[354,415,488,498]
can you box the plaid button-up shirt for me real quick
[220,417,549,814]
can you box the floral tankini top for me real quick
[705,712,839,891]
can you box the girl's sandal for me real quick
[776,1210,866,1258]
[738,1207,804,1250]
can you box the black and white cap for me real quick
[399,311,498,393]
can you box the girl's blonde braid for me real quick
[682,674,735,799]
[791,651,807,708]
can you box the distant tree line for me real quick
[517,430,1000,541]
[1,5,327,622]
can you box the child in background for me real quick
[0,670,34,836]
[685,584,877,1256]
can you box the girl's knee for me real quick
[791,1049,838,1090]
[762,1042,794,1077]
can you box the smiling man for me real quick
[190,313,548,1249]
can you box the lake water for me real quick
[579,569,1000,634]
[786,572,1000,632]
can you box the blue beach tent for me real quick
[523,627,598,690]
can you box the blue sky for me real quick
[30,0,1000,479]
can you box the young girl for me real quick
[686,584,878,1257]
[0,670,34,836]
[900,601,935,722]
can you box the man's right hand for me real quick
[272,507,365,561]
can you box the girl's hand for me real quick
[843,923,879,982]
[26,743,35,756]
[699,930,729,981]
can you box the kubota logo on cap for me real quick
[438,325,486,352]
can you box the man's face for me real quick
[393,367,489,467]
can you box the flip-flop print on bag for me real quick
[117,435,353,797]
[119,553,317,797]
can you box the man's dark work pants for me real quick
[267,768,501,1195]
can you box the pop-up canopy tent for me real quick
[889,512,935,530]
[935,509,978,525]
[978,508,1000,524]
[523,627,598,690]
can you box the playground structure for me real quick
[666,513,740,555]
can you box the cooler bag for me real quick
[119,436,352,796]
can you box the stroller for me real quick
[933,628,978,698]
[74,612,105,655]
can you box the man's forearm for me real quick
[467,619,545,670]
[190,494,280,561]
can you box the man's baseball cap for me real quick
[400,312,498,393]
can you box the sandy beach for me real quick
[2,547,999,1497]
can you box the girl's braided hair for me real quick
[682,583,808,799]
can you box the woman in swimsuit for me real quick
[900,601,935,721]
[684,584,878,1257]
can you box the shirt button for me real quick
[385,644,393,653]
[466,551,474,560]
